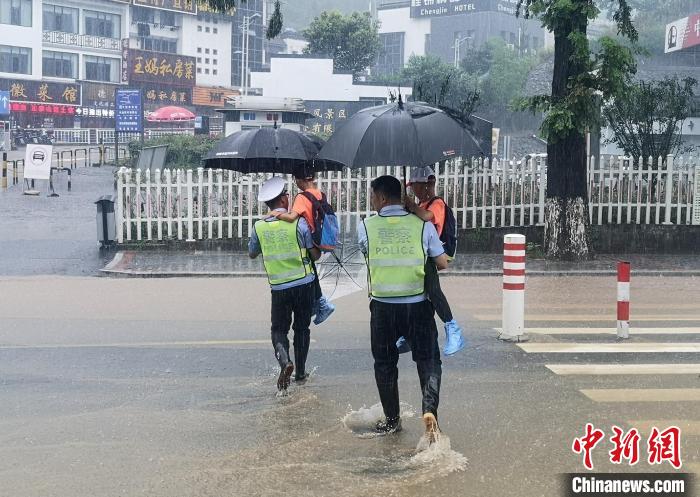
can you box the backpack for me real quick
[300,191,339,252]
[426,196,457,258]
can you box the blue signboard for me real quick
[115,89,143,133]
[0,90,9,116]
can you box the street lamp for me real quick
[453,36,473,67]
[240,12,262,96]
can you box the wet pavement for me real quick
[103,249,700,277]
[0,165,116,277]
[0,276,698,497]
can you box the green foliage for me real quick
[303,11,381,76]
[478,38,536,112]
[266,0,283,40]
[603,76,698,158]
[459,44,492,75]
[402,55,480,118]
[516,0,638,143]
[129,135,219,169]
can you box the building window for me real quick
[160,11,176,27]
[266,113,279,121]
[205,48,210,54]
[197,67,201,73]
[205,26,210,33]
[205,68,209,74]
[0,0,31,27]
[42,50,77,78]
[43,4,78,33]
[197,47,202,53]
[213,49,217,55]
[375,32,404,77]
[84,10,120,38]
[84,55,119,82]
[213,59,217,65]
[243,112,255,121]
[132,6,155,24]
[140,36,177,54]
[205,58,209,64]
[197,57,202,63]
[213,18,217,24]
[213,69,217,75]
[213,27,217,34]
[197,25,202,32]
[0,45,30,74]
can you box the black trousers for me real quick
[370,299,442,420]
[271,280,315,375]
[425,259,453,323]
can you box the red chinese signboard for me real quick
[128,50,196,87]
[10,103,76,115]
[665,13,700,53]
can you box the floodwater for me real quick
[180,372,467,497]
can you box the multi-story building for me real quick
[374,0,545,76]
[1,0,130,128]
[0,0,245,132]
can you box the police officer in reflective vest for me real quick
[357,175,448,441]
[249,177,321,392]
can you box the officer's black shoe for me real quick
[375,416,402,435]
[294,372,309,384]
[277,361,294,391]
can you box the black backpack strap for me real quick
[299,190,320,207]
[425,196,443,209]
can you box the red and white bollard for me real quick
[617,261,631,339]
[500,234,527,342]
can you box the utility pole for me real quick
[453,36,473,67]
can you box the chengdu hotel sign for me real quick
[410,0,519,18]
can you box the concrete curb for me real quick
[99,268,700,278]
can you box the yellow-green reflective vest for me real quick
[364,213,426,298]
[254,218,311,286]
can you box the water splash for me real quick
[341,402,416,438]
[410,432,468,476]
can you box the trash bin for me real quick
[95,195,116,246]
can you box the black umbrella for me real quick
[203,126,342,174]
[316,99,485,169]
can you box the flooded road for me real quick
[0,276,698,496]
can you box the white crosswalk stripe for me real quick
[522,327,700,335]
[546,364,700,375]
[580,389,700,403]
[628,420,700,436]
[518,343,700,353]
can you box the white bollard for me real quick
[499,234,527,342]
[617,261,631,339]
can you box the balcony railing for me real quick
[42,31,121,51]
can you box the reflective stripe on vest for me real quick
[364,213,426,298]
[254,218,311,286]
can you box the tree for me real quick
[516,0,637,260]
[478,38,535,113]
[196,1,283,38]
[303,11,381,76]
[402,55,480,119]
[603,76,697,159]
[266,0,283,39]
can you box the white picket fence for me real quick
[115,155,700,243]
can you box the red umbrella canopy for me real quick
[147,106,196,122]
